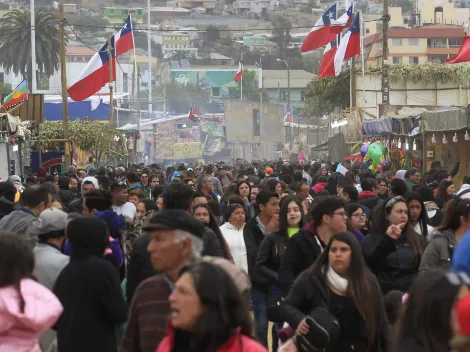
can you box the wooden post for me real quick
[59,4,69,167]
[108,35,114,126]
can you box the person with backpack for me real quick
[456,176,470,199]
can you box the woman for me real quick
[393,270,470,352]
[377,178,389,201]
[0,233,63,351]
[58,176,76,207]
[157,262,267,352]
[235,181,251,208]
[265,178,283,196]
[220,204,247,272]
[416,185,445,228]
[183,178,196,192]
[150,175,160,190]
[156,194,164,211]
[435,179,455,208]
[362,196,424,294]
[420,198,470,272]
[136,199,158,221]
[389,179,407,197]
[193,203,233,262]
[279,232,389,352]
[404,192,433,239]
[346,203,367,242]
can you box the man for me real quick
[140,172,152,198]
[197,164,223,197]
[192,192,209,208]
[0,184,52,246]
[111,181,136,219]
[69,175,79,190]
[96,175,110,192]
[243,190,280,347]
[121,210,206,352]
[249,185,260,218]
[358,177,380,210]
[404,168,420,192]
[295,165,311,186]
[127,172,144,192]
[30,208,70,352]
[339,184,359,203]
[198,175,218,201]
[279,196,347,296]
[68,176,98,214]
[296,181,311,202]
[217,165,234,187]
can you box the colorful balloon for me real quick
[367,142,385,165]
[360,143,369,157]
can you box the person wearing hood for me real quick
[220,204,248,272]
[420,198,470,273]
[0,181,16,220]
[8,175,24,203]
[58,176,76,208]
[0,233,63,352]
[456,176,470,199]
[53,217,128,352]
[67,176,98,214]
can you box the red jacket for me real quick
[156,325,268,352]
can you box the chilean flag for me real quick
[234,57,243,82]
[67,39,116,101]
[188,105,197,121]
[301,4,337,53]
[318,40,337,78]
[334,12,361,76]
[115,15,134,57]
[331,5,354,34]
[447,34,470,64]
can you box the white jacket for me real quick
[220,222,248,274]
[457,184,470,199]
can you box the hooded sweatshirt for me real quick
[0,208,37,247]
[420,229,455,273]
[220,222,248,273]
[457,184,470,199]
[0,278,63,352]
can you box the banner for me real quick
[173,142,202,159]
[203,136,221,155]
[155,123,174,159]
[200,119,224,137]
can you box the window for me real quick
[366,28,370,34]
[409,56,419,64]
[392,38,402,46]
[392,57,402,64]
[109,9,114,13]
[212,87,220,96]
[408,38,418,46]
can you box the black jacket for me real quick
[358,196,383,212]
[59,189,77,208]
[392,337,426,352]
[256,232,287,285]
[362,232,423,294]
[243,217,270,288]
[279,224,325,296]
[278,273,389,352]
[67,197,83,214]
[0,197,14,220]
[53,221,128,352]
[202,226,224,258]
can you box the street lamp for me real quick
[276,58,290,111]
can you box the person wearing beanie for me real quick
[67,176,98,214]
[53,217,128,352]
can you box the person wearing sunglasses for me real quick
[183,178,196,191]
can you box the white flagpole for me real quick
[359,10,366,109]
[240,54,243,101]
[130,15,140,131]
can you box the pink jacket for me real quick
[0,278,63,352]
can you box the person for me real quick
[296,181,311,203]
[279,196,348,296]
[435,179,455,208]
[416,185,445,227]
[451,214,470,277]
[220,204,248,272]
[404,168,420,192]
[156,194,164,210]
[358,177,380,211]
[249,185,260,219]
[140,172,152,198]
[0,184,52,247]
[362,196,424,294]
[377,178,389,201]
[217,164,234,187]
[265,178,283,196]
[198,164,224,197]
[53,217,128,352]
[243,190,280,347]
[58,176,76,208]
[198,175,219,201]
[278,232,389,352]
[389,179,407,197]
[183,177,196,192]
[393,270,470,352]
[129,189,145,207]
[404,192,433,239]
[136,199,158,221]
[111,181,136,219]
[121,210,206,352]
[126,172,144,191]
[235,180,251,208]
[67,176,98,214]
[156,262,267,352]
[0,181,17,220]
[150,175,160,191]
[340,184,359,203]
[346,203,366,242]
[0,233,63,352]
[450,293,470,352]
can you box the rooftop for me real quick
[150,7,191,13]
[364,24,465,43]
[66,46,95,55]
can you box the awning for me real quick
[311,141,329,151]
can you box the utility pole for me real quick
[382,0,390,105]
[59,4,69,167]
[108,34,114,125]
[196,72,200,117]
[30,0,36,93]
[260,57,262,104]
[350,57,356,108]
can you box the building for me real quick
[242,35,276,51]
[365,23,465,65]
[153,31,198,58]
[178,0,215,12]
[262,70,314,110]
[232,0,280,15]
[197,53,233,65]
[149,7,190,22]
[102,7,144,24]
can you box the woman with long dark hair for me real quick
[362,196,424,294]
[346,203,367,242]
[278,232,389,351]
[193,203,233,262]
[420,198,470,272]
[265,178,283,196]
[435,179,455,208]
[394,270,470,352]
[0,233,63,351]
[157,262,267,352]
[234,180,252,208]
[404,192,433,239]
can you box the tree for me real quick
[206,25,220,43]
[271,16,292,60]
[134,31,163,59]
[232,69,269,103]
[0,9,61,84]
[170,50,193,61]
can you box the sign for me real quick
[10,159,15,175]
[173,142,202,159]
[155,123,174,159]
[200,119,224,137]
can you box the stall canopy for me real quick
[423,108,468,132]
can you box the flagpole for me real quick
[108,34,114,126]
[130,15,140,132]
[240,54,243,101]
[359,10,366,110]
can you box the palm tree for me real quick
[170,50,192,61]
[0,9,61,85]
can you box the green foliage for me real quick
[271,16,292,60]
[206,25,221,42]
[233,69,269,103]
[170,50,193,61]
[0,9,61,84]
[134,32,163,59]
[39,120,125,154]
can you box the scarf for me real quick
[326,265,348,293]
[424,201,439,212]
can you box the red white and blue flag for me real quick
[67,16,134,101]
[188,105,198,121]
[318,40,337,78]
[301,4,337,53]
[234,57,243,82]
[331,5,354,34]
[115,15,135,57]
[334,12,361,76]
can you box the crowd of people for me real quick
[1,158,470,352]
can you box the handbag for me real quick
[295,279,340,352]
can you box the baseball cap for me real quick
[8,175,22,186]
[29,208,69,235]
[143,209,205,239]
